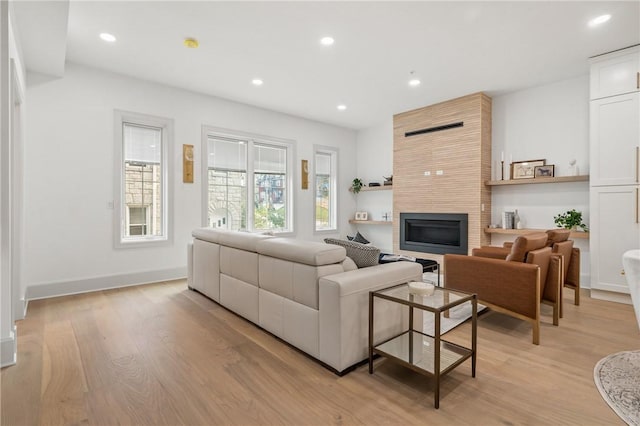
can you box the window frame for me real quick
[114,110,173,248]
[201,125,296,236]
[313,145,339,233]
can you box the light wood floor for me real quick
[1,280,637,425]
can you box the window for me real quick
[115,111,173,247]
[127,206,148,236]
[203,128,294,234]
[314,146,338,232]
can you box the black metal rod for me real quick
[404,121,464,137]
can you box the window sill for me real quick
[115,236,171,249]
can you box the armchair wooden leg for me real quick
[575,285,580,306]
[553,302,559,326]
[532,320,540,345]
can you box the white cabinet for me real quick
[590,186,640,293]
[589,92,640,186]
[590,46,640,299]
[590,46,640,100]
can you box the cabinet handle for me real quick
[637,147,640,183]
[637,72,640,89]
[622,269,626,276]
[637,188,639,224]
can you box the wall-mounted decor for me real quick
[511,159,545,180]
[355,211,368,221]
[534,164,555,178]
[183,144,194,183]
[301,159,309,189]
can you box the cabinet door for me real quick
[590,48,640,100]
[590,185,640,293]
[590,92,640,186]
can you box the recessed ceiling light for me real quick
[320,36,335,46]
[184,38,199,48]
[252,79,263,86]
[150,145,156,148]
[588,14,611,27]
[99,33,116,42]
[337,104,347,111]
[409,79,421,87]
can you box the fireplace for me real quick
[400,213,468,255]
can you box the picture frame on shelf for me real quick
[511,159,545,180]
[355,211,368,221]
[534,164,555,178]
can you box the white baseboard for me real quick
[13,298,26,321]
[590,289,632,305]
[580,273,591,289]
[26,267,187,301]
[1,326,17,368]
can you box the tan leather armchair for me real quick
[545,231,580,308]
[444,233,562,345]
[473,229,581,311]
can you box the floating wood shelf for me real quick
[350,185,393,192]
[484,228,589,239]
[485,175,589,186]
[348,220,393,225]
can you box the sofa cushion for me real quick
[257,238,346,266]
[546,229,571,246]
[505,233,548,262]
[218,230,273,252]
[259,256,344,309]
[342,256,358,271]
[324,238,380,268]
[192,227,223,244]
[192,228,272,252]
[220,246,259,286]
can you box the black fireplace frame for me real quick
[399,213,468,255]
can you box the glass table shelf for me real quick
[374,330,472,375]
[369,283,477,409]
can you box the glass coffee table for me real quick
[368,283,477,409]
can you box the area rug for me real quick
[593,350,640,426]
[422,295,486,335]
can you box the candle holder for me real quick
[501,160,505,180]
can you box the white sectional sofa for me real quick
[187,228,422,374]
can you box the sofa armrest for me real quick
[543,254,562,304]
[472,246,510,259]
[317,261,422,373]
[566,247,581,288]
[444,254,540,320]
[320,261,423,297]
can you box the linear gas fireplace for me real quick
[400,213,468,255]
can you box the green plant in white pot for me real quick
[554,209,589,232]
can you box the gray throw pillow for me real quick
[352,231,370,244]
[324,238,380,268]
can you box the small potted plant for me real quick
[554,209,589,232]
[351,178,363,194]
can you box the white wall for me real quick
[492,75,590,284]
[24,63,357,299]
[355,76,591,283]
[353,119,394,252]
[1,1,27,367]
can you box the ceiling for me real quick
[13,1,640,130]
